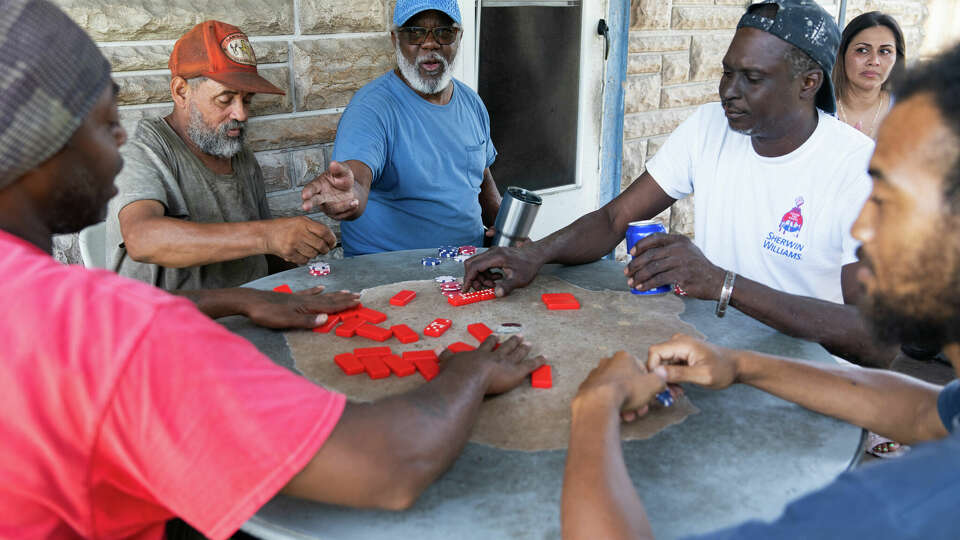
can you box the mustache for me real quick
[219,119,246,136]
[417,52,447,67]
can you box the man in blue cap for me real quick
[465,0,893,366]
[300,0,502,257]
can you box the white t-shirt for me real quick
[646,102,874,304]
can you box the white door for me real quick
[457,0,610,241]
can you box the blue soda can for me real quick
[625,220,671,295]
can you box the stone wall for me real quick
[621,0,932,259]
[52,0,400,263]
[47,1,943,265]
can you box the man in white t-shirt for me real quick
[465,0,894,366]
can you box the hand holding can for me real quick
[625,221,671,295]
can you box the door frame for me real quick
[458,0,626,241]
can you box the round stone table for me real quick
[221,249,864,539]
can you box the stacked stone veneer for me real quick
[52,0,400,263]
[620,0,930,259]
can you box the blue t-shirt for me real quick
[331,71,497,256]
[690,380,960,539]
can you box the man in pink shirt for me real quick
[0,1,545,538]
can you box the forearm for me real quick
[125,216,270,267]
[735,349,946,444]
[479,169,501,228]
[535,174,675,266]
[285,356,495,509]
[563,392,653,540]
[532,207,627,266]
[172,287,261,319]
[728,276,898,367]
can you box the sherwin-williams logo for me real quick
[763,197,805,261]
[221,33,256,66]
[779,197,804,236]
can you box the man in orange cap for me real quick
[106,21,338,292]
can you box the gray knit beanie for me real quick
[0,0,112,188]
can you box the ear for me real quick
[390,31,398,49]
[170,76,190,109]
[799,69,824,103]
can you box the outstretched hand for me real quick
[301,161,362,220]
[438,335,545,395]
[243,286,361,329]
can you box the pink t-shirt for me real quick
[0,230,346,539]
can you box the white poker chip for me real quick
[434,276,457,283]
[496,323,523,334]
[453,254,471,263]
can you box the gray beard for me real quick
[186,102,245,159]
[396,47,457,95]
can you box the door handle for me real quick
[597,19,610,61]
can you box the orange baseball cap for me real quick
[169,20,284,95]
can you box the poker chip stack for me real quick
[421,256,442,266]
[308,261,331,277]
[454,245,477,263]
[435,275,462,298]
[438,246,459,258]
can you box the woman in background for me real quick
[836,12,909,459]
[833,12,906,139]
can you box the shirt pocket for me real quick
[461,142,487,189]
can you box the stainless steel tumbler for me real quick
[492,187,542,247]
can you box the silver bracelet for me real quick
[715,271,736,318]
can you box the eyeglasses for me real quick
[397,26,461,46]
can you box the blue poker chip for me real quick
[656,390,674,407]
[421,257,442,266]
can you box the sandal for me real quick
[866,432,910,459]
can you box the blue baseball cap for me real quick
[393,0,462,27]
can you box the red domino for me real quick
[354,346,391,358]
[355,323,392,342]
[414,358,440,381]
[273,284,293,294]
[390,324,419,344]
[389,290,417,306]
[531,365,553,388]
[541,293,580,310]
[357,307,387,324]
[447,341,476,353]
[447,289,496,307]
[467,323,493,343]
[335,317,366,338]
[335,303,364,319]
[312,314,341,333]
[423,318,452,337]
[384,354,416,377]
[334,353,364,375]
[402,350,439,363]
[359,355,391,379]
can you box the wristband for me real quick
[715,271,736,318]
